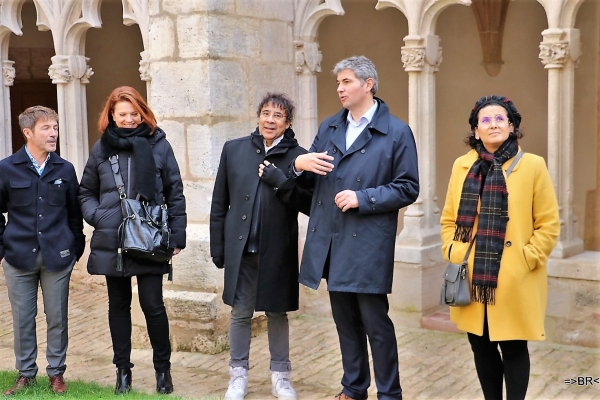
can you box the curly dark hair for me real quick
[256,92,295,125]
[464,95,524,149]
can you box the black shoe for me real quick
[155,370,173,394]
[115,368,132,394]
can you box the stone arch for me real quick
[0,0,27,158]
[293,0,344,148]
[85,0,146,149]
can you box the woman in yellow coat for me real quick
[440,95,559,400]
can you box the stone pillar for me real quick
[49,55,92,177]
[294,39,322,148]
[0,31,14,159]
[539,28,584,258]
[375,0,472,324]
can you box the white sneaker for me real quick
[224,366,248,400]
[271,371,297,400]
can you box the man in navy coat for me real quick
[0,106,85,395]
[293,56,419,400]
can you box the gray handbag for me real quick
[440,239,475,306]
[439,151,524,307]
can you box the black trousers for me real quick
[106,274,171,372]
[329,291,402,400]
[467,311,530,400]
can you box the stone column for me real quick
[49,55,92,177]
[294,39,322,148]
[0,32,15,159]
[375,0,472,322]
[539,28,584,258]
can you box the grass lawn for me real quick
[0,371,180,399]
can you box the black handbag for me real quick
[109,156,173,269]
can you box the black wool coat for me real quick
[0,147,85,271]
[79,128,187,277]
[210,128,311,312]
[296,98,419,294]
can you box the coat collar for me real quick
[328,97,391,135]
[12,145,63,166]
[459,147,524,174]
[328,97,390,157]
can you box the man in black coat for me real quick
[210,93,311,400]
[0,106,85,395]
[293,56,419,400]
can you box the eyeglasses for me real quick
[260,110,286,121]
[478,115,510,126]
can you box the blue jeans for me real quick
[228,253,291,372]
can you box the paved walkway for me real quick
[0,273,598,399]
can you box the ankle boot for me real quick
[115,367,132,394]
[156,370,173,394]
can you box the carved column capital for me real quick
[294,40,322,74]
[539,42,569,69]
[401,46,425,72]
[49,56,72,83]
[81,57,94,84]
[2,60,15,87]
[139,51,151,81]
[49,55,94,84]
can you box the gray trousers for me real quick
[2,253,74,377]
[229,253,291,372]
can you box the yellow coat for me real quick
[440,149,560,341]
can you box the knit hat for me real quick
[469,95,521,129]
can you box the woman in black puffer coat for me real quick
[79,86,186,395]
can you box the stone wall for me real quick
[131,0,297,351]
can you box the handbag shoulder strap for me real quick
[109,155,127,199]
[462,234,476,265]
[506,151,524,178]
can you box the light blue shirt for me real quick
[25,145,50,176]
[345,101,378,150]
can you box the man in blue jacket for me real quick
[293,56,419,400]
[0,106,85,395]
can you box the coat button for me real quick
[32,248,37,252]
[241,215,247,220]
[370,197,376,203]
[352,232,357,237]
[38,231,41,235]
[506,241,512,247]
[38,196,42,200]
[245,195,250,200]
[311,227,316,232]
[360,149,365,154]
[333,149,337,153]
[256,149,261,153]
[357,177,361,182]
[318,200,322,205]
[238,236,243,240]
[39,214,42,218]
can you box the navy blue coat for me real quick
[296,99,419,294]
[79,128,186,277]
[210,129,311,312]
[0,146,85,271]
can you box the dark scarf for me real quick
[454,138,519,304]
[101,123,156,201]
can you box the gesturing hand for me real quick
[294,152,334,175]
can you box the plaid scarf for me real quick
[454,138,518,304]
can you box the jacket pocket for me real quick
[9,179,32,206]
[48,183,67,206]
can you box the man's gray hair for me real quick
[332,55,378,95]
[18,105,58,132]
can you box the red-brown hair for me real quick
[97,86,157,133]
